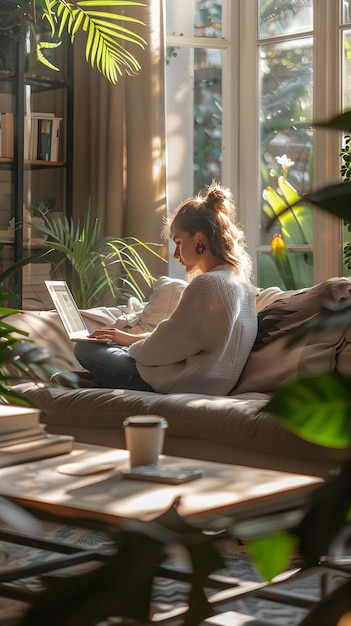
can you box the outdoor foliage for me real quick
[262,154,313,289]
[340,134,351,271]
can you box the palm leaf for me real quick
[36,41,62,72]
[41,0,146,83]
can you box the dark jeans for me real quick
[74,341,154,391]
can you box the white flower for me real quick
[275,154,295,172]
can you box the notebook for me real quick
[45,280,110,343]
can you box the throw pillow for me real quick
[233,277,351,394]
[138,275,187,332]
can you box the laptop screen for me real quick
[45,281,88,338]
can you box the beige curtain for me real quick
[73,0,167,281]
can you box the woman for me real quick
[74,182,258,394]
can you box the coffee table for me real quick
[0,443,322,526]
[0,444,324,623]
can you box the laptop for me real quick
[45,280,110,343]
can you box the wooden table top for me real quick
[0,444,323,528]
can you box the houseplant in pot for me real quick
[24,207,166,309]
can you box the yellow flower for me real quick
[271,233,287,258]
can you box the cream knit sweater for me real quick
[128,266,257,395]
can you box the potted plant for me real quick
[24,207,166,309]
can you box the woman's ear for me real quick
[195,230,206,244]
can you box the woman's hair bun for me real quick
[203,181,234,217]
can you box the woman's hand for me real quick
[88,327,150,346]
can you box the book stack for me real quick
[25,112,63,162]
[0,406,74,467]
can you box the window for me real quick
[165,1,347,286]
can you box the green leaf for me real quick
[39,0,146,82]
[266,181,351,236]
[313,109,351,133]
[263,182,313,245]
[246,531,298,581]
[36,44,60,72]
[302,181,351,222]
[264,373,351,448]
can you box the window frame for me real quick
[165,0,345,285]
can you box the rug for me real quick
[0,521,346,626]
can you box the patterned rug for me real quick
[0,521,345,626]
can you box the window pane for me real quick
[165,0,224,38]
[259,37,314,289]
[194,48,222,189]
[259,0,313,38]
[343,0,351,24]
[166,47,222,199]
[193,0,224,38]
[343,30,351,109]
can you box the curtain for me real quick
[72,0,167,282]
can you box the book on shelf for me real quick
[24,113,62,162]
[0,433,74,467]
[29,117,38,160]
[50,117,63,161]
[0,406,41,434]
[38,118,52,161]
[0,112,14,158]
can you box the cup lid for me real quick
[123,415,168,428]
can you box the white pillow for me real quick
[138,275,187,331]
[80,276,187,334]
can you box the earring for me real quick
[196,242,206,255]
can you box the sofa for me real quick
[9,275,351,479]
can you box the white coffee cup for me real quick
[123,415,168,467]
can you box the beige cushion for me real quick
[234,277,351,394]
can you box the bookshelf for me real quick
[0,27,73,308]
